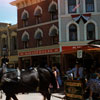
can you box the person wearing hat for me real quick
[66,61,84,80]
[1,55,9,67]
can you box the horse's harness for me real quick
[2,67,40,85]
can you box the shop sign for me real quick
[62,46,82,51]
[77,50,83,58]
[18,48,60,57]
[64,80,83,100]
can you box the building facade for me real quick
[0,23,18,68]
[10,0,100,73]
[58,0,100,71]
[11,0,61,69]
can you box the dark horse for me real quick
[0,64,57,100]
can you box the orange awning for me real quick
[62,45,100,54]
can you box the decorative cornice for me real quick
[10,0,46,9]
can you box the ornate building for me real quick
[0,23,18,68]
[58,0,100,71]
[11,0,61,69]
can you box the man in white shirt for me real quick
[66,62,84,80]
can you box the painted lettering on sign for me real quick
[18,48,60,56]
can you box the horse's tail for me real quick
[47,68,57,90]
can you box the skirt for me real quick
[87,79,100,94]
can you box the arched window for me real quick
[34,30,43,47]
[48,2,58,20]
[87,23,95,40]
[68,0,76,13]
[11,36,17,50]
[11,32,17,51]
[69,24,77,41]
[49,25,59,44]
[49,28,58,44]
[2,38,6,48]
[22,32,29,48]
[21,10,29,27]
[34,6,42,24]
[86,0,94,12]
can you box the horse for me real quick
[0,63,57,100]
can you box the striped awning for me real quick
[48,4,57,13]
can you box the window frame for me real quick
[69,24,77,41]
[68,0,77,13]
[85,0,94,12]
[87,23,95,40]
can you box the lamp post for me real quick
[7,24,11,56]
[2,47,8,66]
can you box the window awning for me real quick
[34,9,42,17]
[50,29,57,36]
[62,45,100,55]
[48,4,57,13]
[22,35,29,42]
[35,32,42,39]
[22,13,28,21]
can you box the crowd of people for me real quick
[1,56,100,100]
[66,59,100,100]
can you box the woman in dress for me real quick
[87,67,100,100]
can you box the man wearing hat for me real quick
[66,61,84,80]
[1,55,9,67]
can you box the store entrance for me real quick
[32,55,47,67]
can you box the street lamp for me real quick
[7,24,11,56]
[2,47,9,66]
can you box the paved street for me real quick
[1,92,65,100]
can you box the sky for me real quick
[0,0,17,25]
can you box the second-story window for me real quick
[34,8,42,24]
[22,34,29,48]
[34,32,43,47]
[68,0,76,13]
[69,24,77,41]
[86,0,94,12]
[11,36,17,50]
[87,23,95,40]
[48,4,58,20]
[2,38,7,49]
[49,28,58,44]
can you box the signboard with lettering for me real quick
[64,80,84,100]
[18,48,60,57]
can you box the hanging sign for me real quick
[77,50,83,58]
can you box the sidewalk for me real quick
[51,86,65,99]
[52,93,65,99]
